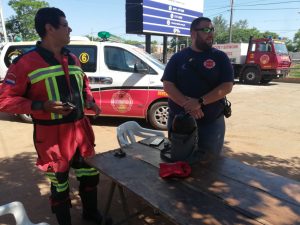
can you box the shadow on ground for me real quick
[0,136,299,224]
[0,152,53,224]
[223,142,300,182]
[0,152,171,225]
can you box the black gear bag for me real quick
[160,113,199,163]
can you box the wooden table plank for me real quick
[208,157,300,206]
[117,142,300,225]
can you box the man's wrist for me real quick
[180,96,189,107]
[198,97,205,107]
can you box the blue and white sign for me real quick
[126,0,203,36]
[142,0,203,36]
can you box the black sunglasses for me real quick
[194,27,215,33]
[59,23,69,28]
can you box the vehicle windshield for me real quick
[131,47,166,70]
[274,42,289,55]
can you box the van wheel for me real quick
[242,68,261,84]
[18,114,32,123]
[148,101,168,130]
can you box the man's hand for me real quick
[183,98,201,112]
[86,101,101,118]
[189,108,204,120]
[182,98,204,119]
[43,100,73,116]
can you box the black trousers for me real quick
[45,149,99,213]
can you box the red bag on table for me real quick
[159,161,191,178]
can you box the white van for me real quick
[0,40,169,130]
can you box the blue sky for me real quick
[1,0,300,42]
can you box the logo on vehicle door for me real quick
[260,54,270,64]
[111,91,133,113]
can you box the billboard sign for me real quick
[126,0,204,37]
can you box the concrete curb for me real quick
[274,77,300,83]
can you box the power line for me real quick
[236,0,300,7]
[205,0,299,11]
[206,10,230,18]
[235,8,297,10]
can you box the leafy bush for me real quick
[289,63,300,78]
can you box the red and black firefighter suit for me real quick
[0,43,106,225]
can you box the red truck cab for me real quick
[243,37,291,84]
[214,37,292,84]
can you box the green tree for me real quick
[285,38,295,52]
[231,27,261,43]
[124,40,142,45]
[232,20,248,29]
[212,17,281,44]
[6,0,49,41]
[261,31,279,39]
[213,15,228,44]
[293,29,300,51]
[230,20,262,43]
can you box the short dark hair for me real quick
[190,17,212,33]
[35,7,65,38]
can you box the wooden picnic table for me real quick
[86,138,300,225]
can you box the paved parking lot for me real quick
[0,82,299,224]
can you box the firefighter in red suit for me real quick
[0,7,112,225]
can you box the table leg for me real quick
[118,185,131,225]
[102,181,116,225]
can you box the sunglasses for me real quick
[194,27,215,33]
[59,23,69,28]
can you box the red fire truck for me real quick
[214,37,291,84]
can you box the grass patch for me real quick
[289,64,300,78]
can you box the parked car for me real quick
[0,39,169,130]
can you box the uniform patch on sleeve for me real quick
[4,72,17,85]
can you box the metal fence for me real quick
[289,62,300,77]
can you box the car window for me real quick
[104,46,156,74]
[274,43,288,55]
[4,45,35,67]
[131,47,165,71]
[250,43,256,52]
[257,43,272,52]
[67,45,97,72]
[104,46,131,72]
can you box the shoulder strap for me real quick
[61,55,74,101]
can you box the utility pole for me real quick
[229,0,234,43]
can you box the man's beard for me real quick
[195,39,213,51]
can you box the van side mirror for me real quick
[134,62,148,74]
